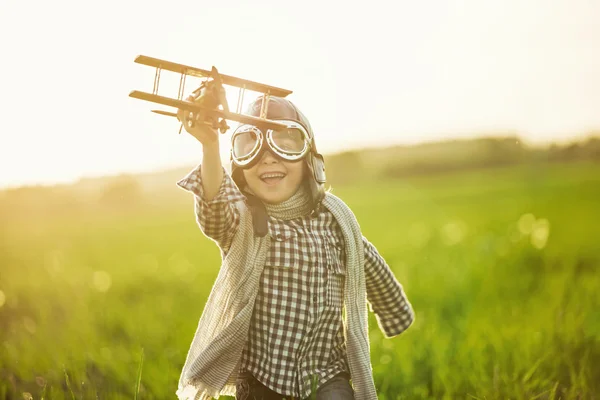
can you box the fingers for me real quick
[177,90,220,143]
[179,111,218,142]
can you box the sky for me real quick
[0,0,598,189]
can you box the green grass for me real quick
[1,161,599,399]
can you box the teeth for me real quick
[261,173,285,179]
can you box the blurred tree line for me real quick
[326,134,600,184]
[1,134,598,226]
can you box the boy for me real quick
[175,95,415,400]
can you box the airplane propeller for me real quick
[211,66,230,114]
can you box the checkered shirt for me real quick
[177,166,413,398]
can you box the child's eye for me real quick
[279,140,295,150]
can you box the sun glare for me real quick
[0,1,598,188]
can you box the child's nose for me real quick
[259,150,278,164]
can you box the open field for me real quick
[1,161,599,399]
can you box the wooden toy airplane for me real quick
[129,55,293,133]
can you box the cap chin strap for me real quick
[243,193,269,237]
[308,152,326,184]
[305,152,326,215]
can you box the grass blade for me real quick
[522,355,547,383]
[40,382,47,400]
[63,367,76,400]
[549,381,559,400]
[134,348,145,400]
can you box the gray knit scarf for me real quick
[264,184,313,220]
[176,187,377,400]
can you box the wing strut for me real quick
[260,92,271,119]
[236,85,247,114]
[177,72,187,100]
[153,67,161,94]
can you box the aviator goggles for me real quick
[230,120,312,168]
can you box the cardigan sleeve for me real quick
[176,164,246,253]
[363,235,415,338]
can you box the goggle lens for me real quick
[269,128,306,154]
[231,121,311,167]
[232,129,259,159]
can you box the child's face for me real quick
[242,150,306,204]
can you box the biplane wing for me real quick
[134,55,293,97]
[129,90,290,131]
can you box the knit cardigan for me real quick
[176,192,378,400]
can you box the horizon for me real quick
[1,132,595,191]
[1,0,599,189]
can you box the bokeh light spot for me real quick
[168,252,194,278]
[441,220,467,246]
[23,317,37,334]
[518,213,536,235]
[92,271,112,292]
[380,354,392,365]
[531,218,550,249]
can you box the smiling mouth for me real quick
[260,172,286,185]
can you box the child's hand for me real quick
[177,95,220,145]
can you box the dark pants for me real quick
[235,372,355,400]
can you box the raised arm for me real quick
[198,140,224,201]
[175,96,246,252]
[177,165,245,252]
[177,93,223,201]
[363,236,415,338]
